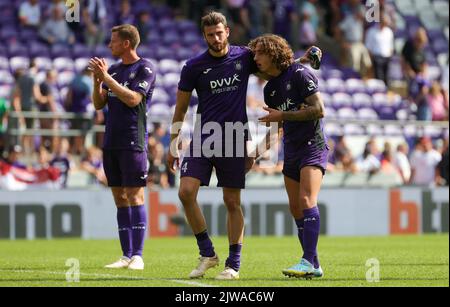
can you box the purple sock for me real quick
[117,207,132,259]
[195,230,215,257]
[130,205,147,257]
[225,244,242,272]
[296,218,320,269]
[302,207,320,267]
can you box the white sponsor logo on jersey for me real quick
[203,68,212,74]
[210,74,241,89]
[139,81,149,89]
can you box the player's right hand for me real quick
[167,150,179,173]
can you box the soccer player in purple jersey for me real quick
[167,12,319,280]
[89,24,156,271]
[251,34,327,279]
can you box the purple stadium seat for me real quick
[345,78,366,94]
[9,56,30,71]
[326,78,345,93]
[325,69,344,80]
[384,124,403,136]
[403,125,418,138]
[177,20,198,34]
[148,103,171,118]
[378,106,396,120]
[51,44,71,58]
[155,47,176,61]
[0,27,19,43]
[72,44,92,59]
[0,70,14,85]
[162,30,180,46]
[182,32,201,47]
[93,45,111,58]
[357,108,379,120]
[146,31,161,45]
[0,45,6,57]
[0,56,9,70]
[332,92,353,109]
[366,124,383,136]
[324,107,336,119]
[0,84,12,98]
[344,123,364,135]
[159,59,180,74]
[158,18,177,32]
[175,47,195,61]
[162,73,179,88]
[74,58,90,73]
[321,92,332,106]
[365,79,387,94]
[34,57,53,71]
[151,88,170,105]
[395,108,409,121]
[427,65,442,80]
[53,57,75,72]
[337,107,357,120]
[8,43,29,57]
[138,46,155,59]
[324,123,343,137]
[29,42,50,58]
[352,93,373,109]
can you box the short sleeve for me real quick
[295,67,319,99]
[178,63,196,92]
[129,64,156,97]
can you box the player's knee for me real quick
[223,195,241,211]
[178,187,196,205]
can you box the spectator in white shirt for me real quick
[394,143,411,184]
[409,137,442,186]
[19,0,41,28]
[365,15,394,86]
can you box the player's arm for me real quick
[103,74,144,108]
[92,76,107,110]
[167,90,192,172]
[259,93,325,123]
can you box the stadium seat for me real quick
[384,124,403,136]
[366,124,384,136]
[324,107,336,119]
[53,57,75,72]
[72,44,92,59]
[345,78,366,94]
[332,92,353,109]
[365,79,387,94]
[158,59,180,74]
[8,43,29,57]
[326,78,345,94]
[151,88,170,105]
[29,42,50,58]
[148,103,171,118]
[357,108,379,120]
[352,93,373,109]
[9,56,30,71]
[0,56,9,70]
[34,57,53,71]
[324,123,343,136]
[74,58,90,73]
[344,123,365,135]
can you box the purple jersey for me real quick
[264,63,327,158]
[102,58,156,151]
[178,46,258,145]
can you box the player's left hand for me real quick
[88,57,108,81]
[258,107,283,123]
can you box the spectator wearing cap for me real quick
[410,137,442,186]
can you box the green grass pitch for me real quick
[0,235,448,287]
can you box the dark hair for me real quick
[111,24,141,49]
[201,11,228,33]
[248,34,294,71]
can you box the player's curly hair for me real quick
[248,34,294,71]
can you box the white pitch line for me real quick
[0,269,216,287]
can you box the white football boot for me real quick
[128,255,145,270]
[215,267,240,280]
[104,256,131,269]
[189,255,219,279]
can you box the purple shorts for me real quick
[180,155,246,189]
[282,141,329,182]
[103,150,148,187]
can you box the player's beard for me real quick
[207,38,229,53]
